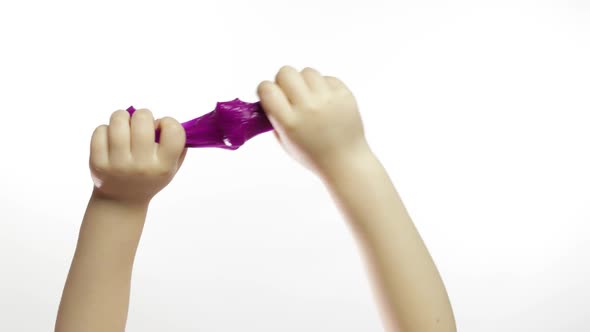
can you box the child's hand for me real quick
[89,109,187,204]
[257,66,369,174]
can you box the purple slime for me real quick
[127,98,273,150]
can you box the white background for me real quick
[1,0,589,331]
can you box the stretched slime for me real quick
[126,99,273,150]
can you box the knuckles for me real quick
[257,80,274,95]
[107,161,132,175]
[110,109,130,122]
[276,65,297,81]
[301,67,319,76]
[132,109,154,122]
[130,164,152,176]
[92,159,173,178]
[278,65,296,74]
[159,117,186,142]
[89,159,108,175]
[153,165,174,177]
[92,124,108,136]
[159,116,181,130]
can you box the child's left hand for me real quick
[89,108,187,205]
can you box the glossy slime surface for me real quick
[126,99,273,150]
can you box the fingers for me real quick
[324,75,348,91]
[257,80,296,128]
[275,65,310,104]
[130,108,156,162]
[157,117,186,165]
[301,67,329,93]
[90,125,109,168]
[108,110,131,163]
[100,109,185,171]
[259,65,341,128]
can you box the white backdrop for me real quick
[0,0,589,331]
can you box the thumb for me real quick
[257,81,296,129]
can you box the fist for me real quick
[257,66,369,174]
[89,109,187,204]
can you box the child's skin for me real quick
[55,66,456,332]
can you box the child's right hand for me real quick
[257,66,370,174]
[89,109,187,205]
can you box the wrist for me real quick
[317,140,378,182]
[90,188,151,211]
[86,189,150,229]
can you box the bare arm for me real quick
[55,109,187,332]
[321,146,456,332]
[55,195,148,332]
[257,65,456,332]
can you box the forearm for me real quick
[320,146,456,332]
[55,191,149,332]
